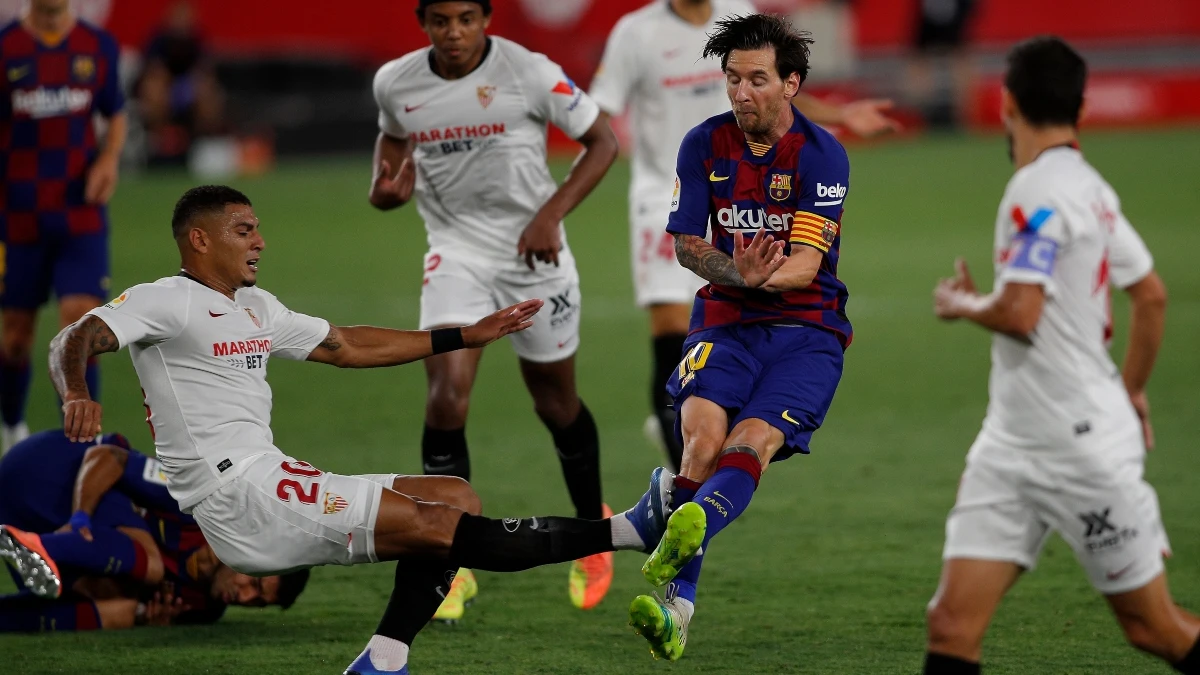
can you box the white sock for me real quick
[364,634,409,671]
[609,512,645,550]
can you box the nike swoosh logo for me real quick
[8,65,29,81]
[781,410,799,425]
[709,172,729,182]
[404,103,425,113]
[1106,563,1136,581]
[209,311,228,318]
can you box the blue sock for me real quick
[0,595,101,632]
[39,527,149,581]
[0,353,30,427]
[85,357,100,402]
[671,453,761,604]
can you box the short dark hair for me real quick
[703,14,814,85]
[1005,36,1087,127]
[276,569,310,610]
[171,185,252,240]
[416,0,492,21]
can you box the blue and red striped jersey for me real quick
[0,20,124,242]
[667,110,852,347]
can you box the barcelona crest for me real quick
[72,55,95,82]
[769,173,791,201]
[477,85,497,109]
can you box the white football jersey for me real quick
[982,146,1154,449]
[590,0,755,207]
[373,37,600,268]
[87,276,330,510]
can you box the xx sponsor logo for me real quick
[716,205,792,232]
[549,289,578,327]
[1080,509,1116,538]
[1079,507,1138,554]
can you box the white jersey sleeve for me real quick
[589,16,639,116]
[997,180,1069,296]
[374,60,408,139]
[86,283,189,348]
[520,53,600,141]
[261,292,330,361]
[1108,210,1154,289]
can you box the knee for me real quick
[426,380,471,427]
[926,597,980,651]
[440,476,482,516]
[532,393,579,429]
[1118,615,1192,660]
[1,328,33,361]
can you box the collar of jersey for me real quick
[426,37,493,81]
[740,112,804,164]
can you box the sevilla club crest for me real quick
[477,85,497,109]
[769,173,792,201]
[244,307,261,328]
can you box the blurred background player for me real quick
[625,14,853,660]
[368,0,621,614]
[926,37,1200,675]
[590,0,897,471]
[0,0,126,452]
[0,429,308,632]
[907,0,978,129]
[132,1,226,167]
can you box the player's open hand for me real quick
[372,158,416,205]
[84,152,119,205]
[63,397,102,443]
[733,229,786,288]
[462,299,543,348]
[841,99,902,138]
[517,215,563,270]
[1129,390,1155,451]
[140,582,192,627]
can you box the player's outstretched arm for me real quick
[1121,271,1168,450]
[933,259,1045,341]
[308,299,543,368]
[793,94,901,138]
[368,133,416,211]
[49,316,120,443]
[66,444,131,541]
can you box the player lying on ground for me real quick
[619,14,854,660]
[0,429,307,631]
[369,0,620,614]
[45,185,685,675]
[924,36,1200,675]
[591,0,898,474]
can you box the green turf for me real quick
[3,129,1199,674]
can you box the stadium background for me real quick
[2,0,1199,672]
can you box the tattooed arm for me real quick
[306,300,542,368]
[674,233,747,287]
[674,231,786,289]
[50,315,121,442]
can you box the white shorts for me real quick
[629,203,705,308]
[943,432,1170,594]
[192,454,398,576]
[419,247,580,363]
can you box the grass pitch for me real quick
[3,129,1199,673]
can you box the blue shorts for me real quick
[0,228,110,310]
[666,323,844,460]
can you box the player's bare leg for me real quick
[923,558,1022,672]
[1106,573,1200,669]
[646,303,691,472]
[518,355,611,609]
[421,341,484,480]
[346,481,651,674]
[388,475,481,621]
[59,294,104,414]
[0,308,37,453]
